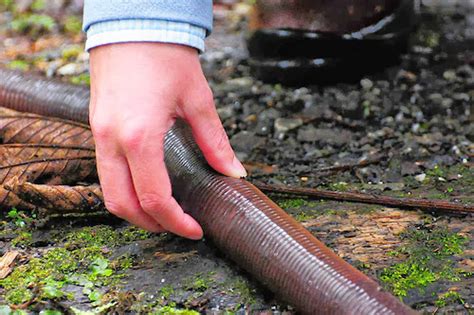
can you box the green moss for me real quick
[329,182,349,191]
[11,231,32,247]
[6,208,33,228]
[416,29,440,48]
[278,198,332,221]
[63,15,82,34]
[277,198,307,209]
[10,13,56,37]
[0,225,149,305]
[435,291,465,308]
[159,285,175,300]
[294,211,316,222]
[70,73,90,86]
[61,45,82,61]
[0,0,14,11]
[379,226,468,299]
[184,273,213,292]
[232,279,256,304]
[152,306,199,315]
[7,60,30,71]
[426,165,445,178]
[31,0,45,11]
[62,225,151,249]
[277,198,321,210]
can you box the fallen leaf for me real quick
[0,143,96,210]
[154,250,198,262]
[243,161,278,175]
[0,107,94,148]
[5,179,104,214]
[0,251,19,279]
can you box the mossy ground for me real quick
[379,225,470,300]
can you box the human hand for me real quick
[89,43,247,240]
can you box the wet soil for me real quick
[0,1,472,314]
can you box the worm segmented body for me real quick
[0,68,416,314]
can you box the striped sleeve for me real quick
[85,19,207,52]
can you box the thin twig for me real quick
[256,183,474,215]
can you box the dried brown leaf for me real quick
[0,251,19,279]
[0,144,96,210]
[5,179,104,214]
[0,107,94,148]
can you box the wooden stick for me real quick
[256,183,474,214]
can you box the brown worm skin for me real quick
[0,68,416,314]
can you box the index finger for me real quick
[121,121,203,240]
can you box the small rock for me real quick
[230,131,265,160]
[362,182,405,191]
[57,63,82,76]
[217,105,234,120]
[456,64,473,78]
[452,93,470,101]
[401,162,421,176]
[299,128,353,146]
[441,98,453,108]
[226,77,253,88]
[297,125,319,142]
[258,108,281,121]
[360,78,374,90]
[274,118,303,133]
[415,173,426,182]
[443,69,457,81]
[428,93,443,104]
[255,120,272,136]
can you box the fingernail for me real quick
[231,156,247,178]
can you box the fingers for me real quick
[184,89,247,179]
[94,144,165,233]
[122,119,203,240]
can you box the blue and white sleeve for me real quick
[83,1,213,52]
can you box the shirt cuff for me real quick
[85,19,207,52]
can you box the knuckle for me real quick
[91,119,114,141]
[139,193,169,213]
[118,124,147,150]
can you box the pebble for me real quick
[296,125,319,142]
[443,69,457,81]
[57,63,82,76]
[297,127,353,146]
[274,118,303,133]
[217,105,234,120]
[428,93,443,104]
[415,173,427,182]
[230,131,265,160]
[226,77,253,89]
[441,98,454,108]
[258,108,281,121]
[452,93,470,101]
[360,78,374,90]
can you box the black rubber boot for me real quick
[247,0,418,85]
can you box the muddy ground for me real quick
[0,1,472,314]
